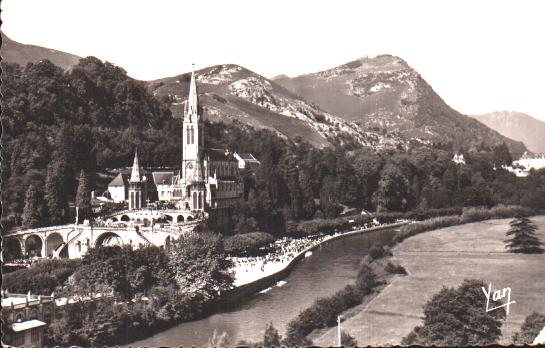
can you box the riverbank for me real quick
[229,222,408,287]
[313,216,545,346]
[220,223,407,307]
[126,226,400,347]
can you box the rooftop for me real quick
[11,319,46,332]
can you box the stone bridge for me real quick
[106,209,200,224]
[4,213,202,260]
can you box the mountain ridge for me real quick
[1,31,81,70]
[1,33,527,156]
[470,111,545,153]
[274,54,526,156]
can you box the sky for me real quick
[2,0,545,121]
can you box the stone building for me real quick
[107,67,249,213]
[1,291,55,347]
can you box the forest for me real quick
[2,57,545,236]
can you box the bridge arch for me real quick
[177,215,185,223]
[46,232,64,257]
[187,216,194,222]
[164,215,173,223]
[120,215,130,222]
[95,232,123,247]
[25,235,43,257]
[3,238,23,261]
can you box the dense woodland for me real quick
[2,57,545,236]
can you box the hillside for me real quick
[1,31,81,70]
[471,111,545,153]
[274,55,526,156]
[148,65,405,149]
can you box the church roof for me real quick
[108,173,129,187]
[185,65,199,118]
[130,150,142,182]
[205,148,237,162]
[236,153,260,162]
[152,171,175,185]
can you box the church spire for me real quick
[186,64,199,118]
[130,149,141,182]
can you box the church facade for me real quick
[107,68,246,212]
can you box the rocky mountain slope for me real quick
[471,111,545,153]
[1,32,81,70]
[274,55,526,155]
[148,65,404,148]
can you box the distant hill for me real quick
[274,55,526,156]
[471,111,545,153]
[148,65,403,149]
[1,32,81,70]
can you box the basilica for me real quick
[107,68,253,212]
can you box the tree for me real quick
[168,233,233,300]
[263,322,282,347]
[207,329,231,347]
[45,160,69,225]
[22,184,46,228]
[320,176,342,218]
[373,164,411,212]
[492,142,512,167]
[505,217,544,254]
[402,279,505,346]
[341,330,357,347]
[513,312,545,344]
[299,167,315,219]
[75,169,91,220]
[283,321,313,348]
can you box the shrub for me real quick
[2,259,81,294]
[368,244,386,260]
[402,279,505,346]
[385,262,407,275]
[356,264,378,295]
[341,331,358,347]
[513,312,545,344]
[263,322,282,347]
[223,232,275,256]
[392,215,461,244]
[460,205,532,224]
[284,263,378,342]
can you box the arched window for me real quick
[190,126,195,144]
[186,126,190,144]
[198,192,203,209]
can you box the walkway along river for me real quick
[128,226,399,347]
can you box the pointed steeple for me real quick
[130,149,141,182]
[185,64,199,119]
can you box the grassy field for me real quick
[314,216,545,346]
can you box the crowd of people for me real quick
[228,219,399,286]
[229,232,345,286]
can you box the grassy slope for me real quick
[1,32,81,70]
[314,216,545,346]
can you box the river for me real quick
[128,228,397,347]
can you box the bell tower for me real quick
[181,65,206,212]
[128,149,146,210]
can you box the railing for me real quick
[6,224,73,236]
